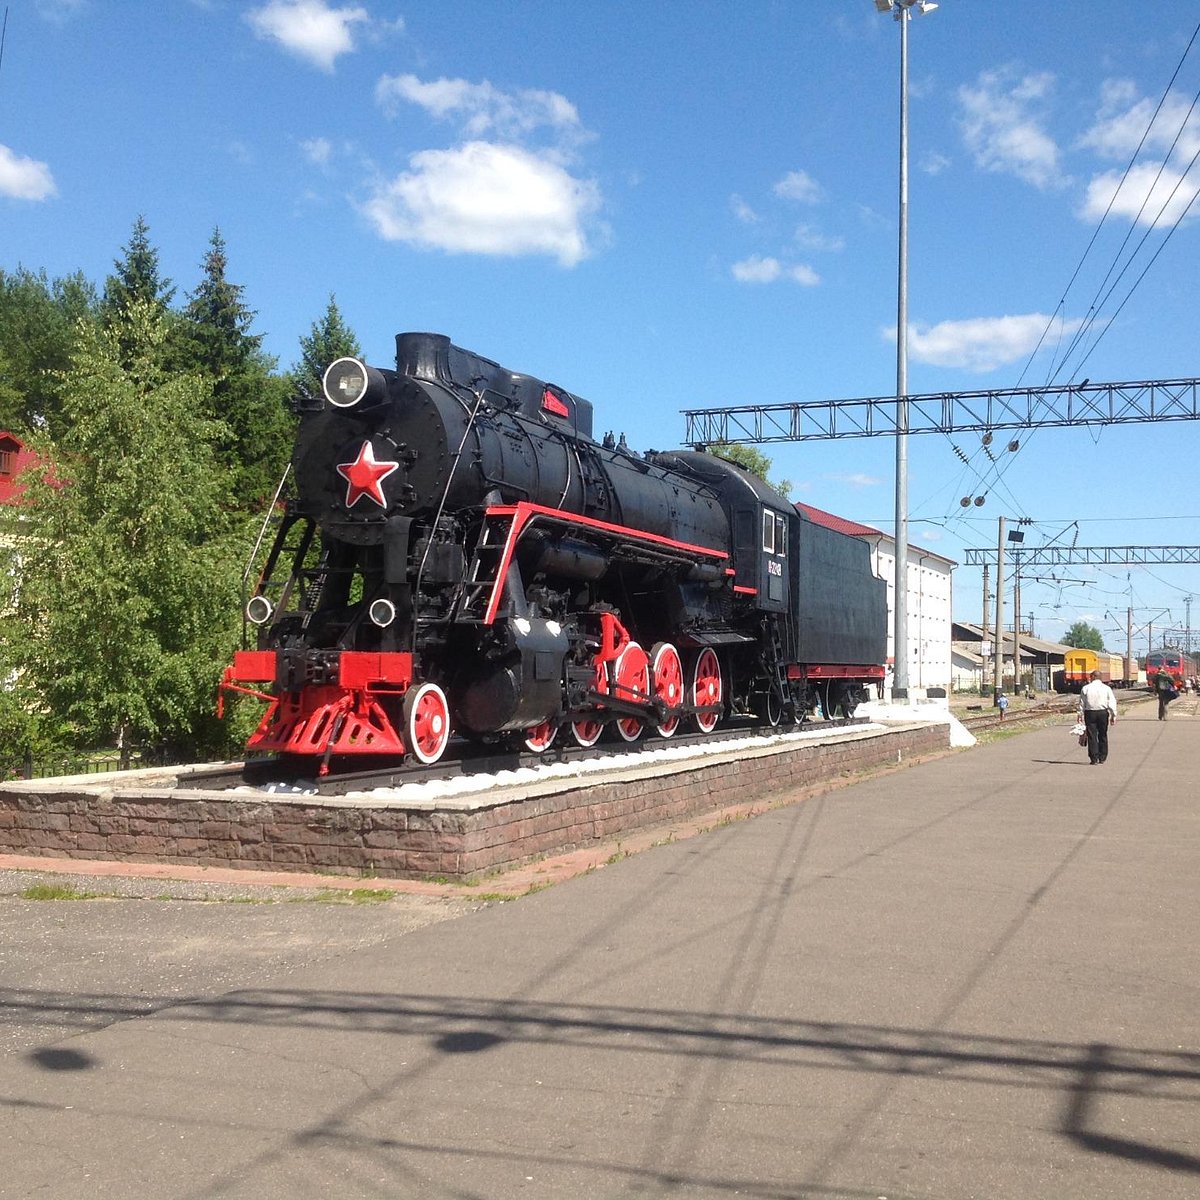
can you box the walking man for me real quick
[1078,669,1118,765]
[1154,669,1175,720]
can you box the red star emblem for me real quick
[336,441,400,508]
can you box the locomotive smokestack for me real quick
[395,332,452,382]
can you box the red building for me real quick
[0,431,41,507]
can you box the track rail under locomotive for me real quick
[180,717,870,796]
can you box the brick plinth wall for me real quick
[0,724,950,880]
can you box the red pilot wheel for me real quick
[692,648,723,734]
[403,682,452,765]
[612,642,650,743]
[651,642,683,737]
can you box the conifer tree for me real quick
[102,215,175,318]
[179,228,293,508]
[293,294,362,399]
[101,216,178,371]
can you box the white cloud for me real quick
[731,256,819,286]
[730,194,759,224]
[1081,84,1200,161]
[376,74,583,144]
[893,313,1087,372]
[35,0,86,23]
[773,169,823,204]
[920,150,951,176]
[794,223,844,253]
[1077,84,1200,228]
[958,68,1066,190]
[245,0,368,72]
[0,145,57,201]
[1081,163,1200,229]
[361,141,599,267]
[301,136,333,166]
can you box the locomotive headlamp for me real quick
[369,598,397,628]
[246,595,274,625]
[323,357,387,409]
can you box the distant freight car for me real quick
[1055,648,1131,693]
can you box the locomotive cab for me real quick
[652,450,791,614]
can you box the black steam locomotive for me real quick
[220,332,887,772]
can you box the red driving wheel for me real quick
[651,642,683,737]
[691,648,723,734]
[612,642,649,743]
[522,721,557,752]
[572,660,608,748]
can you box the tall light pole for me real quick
[875,0,937,700]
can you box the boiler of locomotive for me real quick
[292,332,729,554]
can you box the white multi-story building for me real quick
[798,503,955,698]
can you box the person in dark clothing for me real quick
[1154,670,1175,720]
[1078,669,1117,765]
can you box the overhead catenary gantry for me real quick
[682,377,1200,445]
[682,373,1200,704]
[963,546,1200,568]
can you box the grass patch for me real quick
[307,887,396,904]
[21,883,99,901]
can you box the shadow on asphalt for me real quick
[7,986,1200,1178]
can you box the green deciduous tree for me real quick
[710,441,793,499]
[293,293,362,400]
[1063,621,1104,652]
[0,267,97,437]
[3,300,245,758]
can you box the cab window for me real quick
[762,510,775,554]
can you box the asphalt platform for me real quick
[1,691,1197,1199]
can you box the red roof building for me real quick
[0,432,42,507]
[795,501,881,541]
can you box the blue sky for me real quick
[4,0,1200,654]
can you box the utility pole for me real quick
[993,516,1006,704]
[1126,607,1134,685]
[1012,551,1021,693]
[979,559,988,652]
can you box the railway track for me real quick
[179,715,871,796]
[957,688,1152,732]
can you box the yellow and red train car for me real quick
[1055,649,1132,693]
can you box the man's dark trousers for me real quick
[1084,709,1110,764]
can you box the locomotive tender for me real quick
[220,332,887,772]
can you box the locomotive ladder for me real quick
[766,617,790,707]
[455,510,518,623]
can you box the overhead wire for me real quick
[941,18,1200,514]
